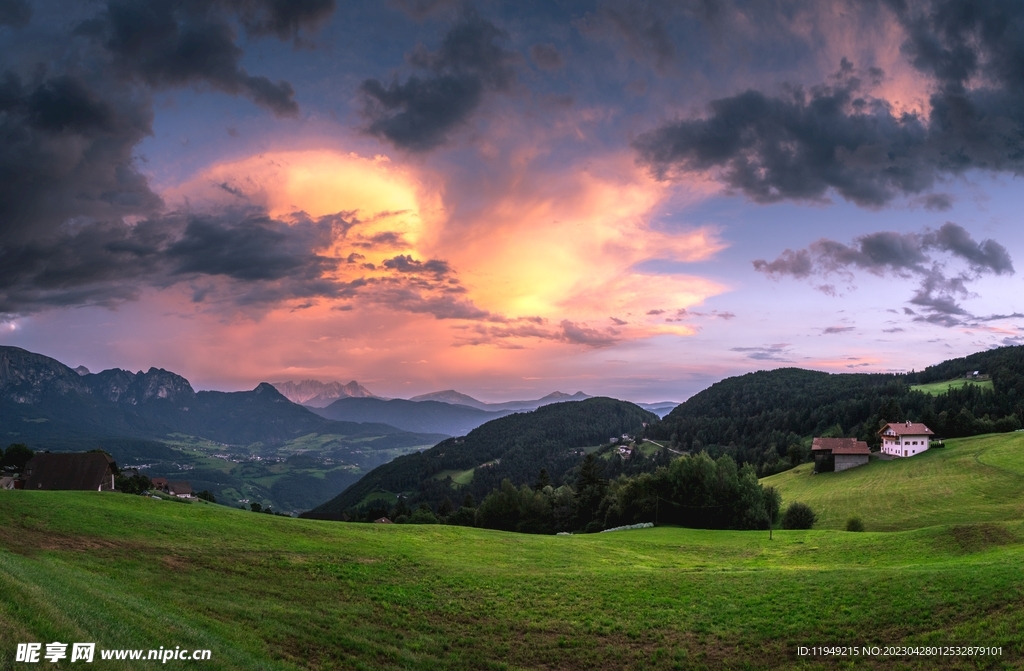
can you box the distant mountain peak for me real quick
[539,391,590,401]
[74,366,91,376]
[272,379,378,407]
[409,390,484,407]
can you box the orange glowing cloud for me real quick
[166,147,729,350]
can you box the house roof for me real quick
[168,481,192,495]
[811,437,871,455]
[22,452,116,491]
[879,422,934,436]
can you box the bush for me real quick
[781,502,816,529]
[846,516,864,532]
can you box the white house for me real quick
[879,421,934,457]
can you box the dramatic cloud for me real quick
[0,0,337,278]
[360,9,518,150]
[754,222,1014,326]
[635,1,1024,207]
[78,0,334,117]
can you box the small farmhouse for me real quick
[167,481,193,498]
[151,477,169,491]
[22,452,117,491]
[811,437,871,472]
[879,421,934,458]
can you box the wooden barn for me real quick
[811,437,871,472]
[21,452,117,491]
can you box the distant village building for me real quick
[879,421,934,457]
[811,437,871,472]
[373,517,393,524]
[151,477,169,491]
[21,452,117,491]
[167,481,193,498]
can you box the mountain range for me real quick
[0,346,445,512]
[271,379,378,407]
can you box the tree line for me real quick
[352,451,783,535]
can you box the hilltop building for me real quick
[811,437,871,472]
[879,421,934,457]
[22,452,117,491]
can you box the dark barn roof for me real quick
[23,452,116,491]
[168,481,192,496]
[811,437,871,455]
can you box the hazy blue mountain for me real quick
[408,389,592,412]
[312,397,510,436]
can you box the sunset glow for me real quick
[3,0,1024,402]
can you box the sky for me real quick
[1,0,1024,402]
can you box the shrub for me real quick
[781,502,816,530]
[846,516,864,532]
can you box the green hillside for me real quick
[911,378,994,395]
[763,433,1024,530]
[646,356,1024,476]
[309,397,658,518]
[2,491,1024,669]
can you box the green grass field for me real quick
[910,378,994,395]
[763,433,1024,530]
[2,435,1024,669]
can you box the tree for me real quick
[115,473,152,495]
[574,453,607,530]
[197,490,216,503]
[437,496,454,518]
[1,443,34,472]
[250,502,262,513]
[534,468,551,490]
[846,516,864,532]
[782,502,816,530]
[763,486,781,539]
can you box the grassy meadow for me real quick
[763,433,1024,530]
[1,435,1023,669]
[909,378,994,395]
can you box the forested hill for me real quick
[306,397,658,517]
[647,345,1024,475]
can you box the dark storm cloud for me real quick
[577,0,677,72]
[0,0,339,315]
[529,43,564,70]
[360,9,518,151]
[0,69,159,245]
[387,0,457,21]
[0,0,31,28]
[754,223,1014,326]
[234,0,336,41]
[166,214,337,281]
[78,0,330,117]
[382,254,452,276]
[636,1,1024,207]
[0,210,355,314]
